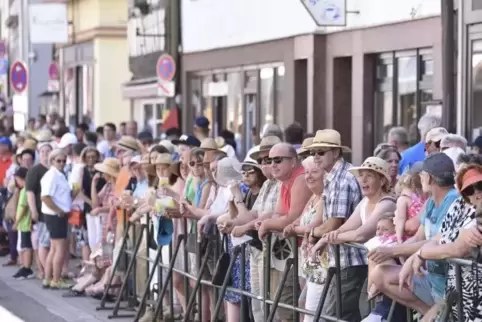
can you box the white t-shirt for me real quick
[209,186,232,217]
[41,167,72,214]
[69,163,84,210]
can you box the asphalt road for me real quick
[0,258,132,322]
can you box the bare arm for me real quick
[26,192,39,222]
[335,203,362,234]
[391,226,429,257]
[335,199,396,243]
[419,238,467,260]
[41,196,66,215]
[394,196,410,242]
[263,176,312,231]
[198,182,212,209]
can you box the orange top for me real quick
[279,166,305,215]
[0,155,12,186]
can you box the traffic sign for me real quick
[157,81,175,97]
[48,62,59,80]
[300,0,347,26]
[10,61,28,94]
[156,54,176,81]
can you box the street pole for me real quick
[441,0,456,132]
[19,0,31,121]
[168,0,181,124]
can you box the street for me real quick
[0,258,132,322]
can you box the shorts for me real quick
[31,222,50,249]
[188,252,215,279]
[412,275,442,306]
[20,231,32,249]
[44,214,69,240]
[71,225,88,248]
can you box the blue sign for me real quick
[156,54,176,81]
[0,58,8,76]
[10,61,27,93]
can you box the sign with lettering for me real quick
[300,0,347,26]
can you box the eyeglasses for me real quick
[310,150,331,157]
[265,156,292,165]
[56,159,67,164]
[462,181,482,197]
[189,161,203,167]
[257,157,270,165]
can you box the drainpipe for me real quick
[441,0,456,132]
[456,0,465,136]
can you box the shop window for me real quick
[244,70,258,151]
[473,0,482,11]
[373,49,433,146]
[470,40,482,139]
[276,66,285,125]
[226,72,242,150]
[143,103,154,132]
[260,68,275,131]
[128,7,166,57]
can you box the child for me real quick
[12,167,34,279]
[394,171,424,243]
[365,213,398,300]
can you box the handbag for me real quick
[69,205,84,227]
[211,234,231,286]
[4,189,19,223]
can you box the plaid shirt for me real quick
[252,178,281,215]
[322,159,365,268]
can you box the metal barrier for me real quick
[93,211,479,322]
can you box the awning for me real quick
[121,77,159,99]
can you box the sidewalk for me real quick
[0,258,133,322]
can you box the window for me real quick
[374,49,433,146]
[128,6,166,57]
[260,68,274,129]
[470,40,482,140]
[473,0,482,10]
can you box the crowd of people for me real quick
[1,111,482,322]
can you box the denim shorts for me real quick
[31,222,50,249]
[412,275,442,306]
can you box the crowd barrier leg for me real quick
[108,223,147,319]
[210,246,241,322]
[96,220,133,311]
[267,258,295,322]
[151,234,186,322]
[312,267,336,321]
[132,244,163,321]
[240,243,247,322]
[263,235,272,321]
[334,245,342,319]
[183,242,214,322]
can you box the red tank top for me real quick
[279,166,305,215]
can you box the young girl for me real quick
[393,171,424,243]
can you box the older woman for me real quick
[283,156,324,322]
[41,149,74,289]
[399,154,482,322]
[375,145,401,188]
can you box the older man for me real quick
[387,126,409,153]
[257,142,312,322]
[440,133,467,151]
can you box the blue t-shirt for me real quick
[419,188,459,297]
[398,141,425,175]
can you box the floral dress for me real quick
[300,195,328,284]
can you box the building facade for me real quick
[60,0,130,127]
[181,0,443,163]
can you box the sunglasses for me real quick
[463,181,482,197]
[189,161,203,167]
[256,157,270,165]
[265,156,292,165]
[310,149,331,157]
[56,159,67,164]
[242,168,256,176]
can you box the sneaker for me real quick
[13,267,35,280]
[42,279,51,289]
[50,279,73,290]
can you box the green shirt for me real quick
[184,176,196,204]
[16,188,31,232]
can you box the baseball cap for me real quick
[137,131,153,142]
[58,132,78,149]
[422,152,455,185]
[194,116,210,129]
[172,134,201,147]
[425,127,448,143]
[471,135,482,150]
[0,136,12,148]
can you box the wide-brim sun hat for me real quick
[200,137,219,151]
[249,136,282,160]
[94,158,121,177]
[154,153,172,165]
[348,156,391,184]
[307,129,351,153]
[240,154,262,171]
[36,129,53,143]
[297,137,314,155]
[214,157,243,187]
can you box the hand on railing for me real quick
[324,230,341,244]
[456,226,482,248]
[367,246,396,264]
[282,223,297,237]
[216,215,234,234]
[231,224,251,238]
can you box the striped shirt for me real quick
[252,178,281,215]
[322,159,365,268]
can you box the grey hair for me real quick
[262,124,283,140]
[440,134,467,150]
[418,114,442,140]
[387,127,408,145]
[302,156,315,168]
[48,148,67,163]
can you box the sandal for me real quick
[62,289,85,297]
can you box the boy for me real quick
[12,167,34,279]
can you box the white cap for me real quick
[130,155,142,164]
[58,133,78,149]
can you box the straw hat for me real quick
[214,157,243,187]
[240,155,262,171]
[23,139,37,151]
[94,158,121,177]
[297,137,314,155]
[200,138,219,151]
[116,136,139,152]
[249,136,282,160]
[154,153,172,165]
[36,129,53,143]
[307,129,351,152]
[348,157,391,183]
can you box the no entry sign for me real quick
[156,54,176,82]
[10,61,28,94]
